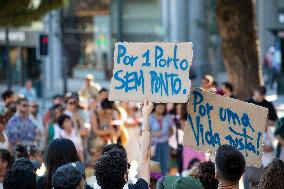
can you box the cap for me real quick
[52,161,85,188]
[162,176,205,189]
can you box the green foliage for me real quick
[0,0,67,27]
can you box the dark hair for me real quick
[57,114,71,129]
[13,144,29,160]
[101,99,114,110]
[197,161,219,189]
[16,97,28,105]
[187,158,200,170]
[26,145,41,157]
[102,144,127,159]
[153,103,167,115]
[255,86,266,96]
[258,158,284,189]
[99,88,109,94]
[1,90,14,101]
[3,168,36,189]
[95,148,127,189]
[223,82,234,92]
[215,145,246,182]
[0,115,8,124]
[45,139,80,189]
[0,149,14,169]
[53,94,63,100]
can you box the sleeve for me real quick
[129,178,149,189]
[268,102,278,121]
[6,120,19,144]
[160,115,173,137]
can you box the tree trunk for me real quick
[216,0,262,100]
[5,27,12,90]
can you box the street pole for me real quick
[5,27,12,90]
[60,9,67,94]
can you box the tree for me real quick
[0,0,66,89]
[216,0,262,100]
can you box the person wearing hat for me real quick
[79,74,101,104]
[157,176,205,189]
[52,161,92,189]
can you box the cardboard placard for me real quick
[183,88,268,167]
[109,42,193,103]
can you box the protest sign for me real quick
[183,88,268,167]
[109,42,193,103]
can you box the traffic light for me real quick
[39,34,48,56]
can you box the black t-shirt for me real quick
[247,98,278,121]
[128,178,149,189]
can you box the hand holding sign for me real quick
[109,42,193,103]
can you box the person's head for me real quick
[102,144,127,159]
[27,145,43,165]
[29,101,39,116]
[253,86,266,102]
[95,148,129,189]
[52,161,85,189]
[1,90,15,105]
[101,99,114,115]
[157,176,205,189]
[0,115,7,132]
[258,158,284,189]
[65,95,78,112]
[11,157,36,173]
[215,145,246,183]
[25,80,33,89]
[51,104,64,123]
[3,168,36,189]
[85,74,93,87]
[222,82,234,95]
[197,161,219,189]
[13,144,29,160]
[99,88,109,101]
[16,97,29,116]
[58,114,73,132]
[153,103,167,116]
[201,74,214,90]
[0,149,14,176]
[46,139,80,189]
[187,158,200,170]
[53,95,64,106]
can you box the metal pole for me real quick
[5,27,12,90]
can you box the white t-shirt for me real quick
[262,128,275,167]
[0,131,9,150]
[59,129,83,153]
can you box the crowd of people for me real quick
[0,73,282,189]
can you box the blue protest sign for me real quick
[183,88,268,167]
[109,42,193,103]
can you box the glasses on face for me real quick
[68,101,76,105]
[21,103,29,108]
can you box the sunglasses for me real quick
[21,104,29,108]
[68,101,76,105]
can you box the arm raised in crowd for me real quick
[137,99,154,184]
